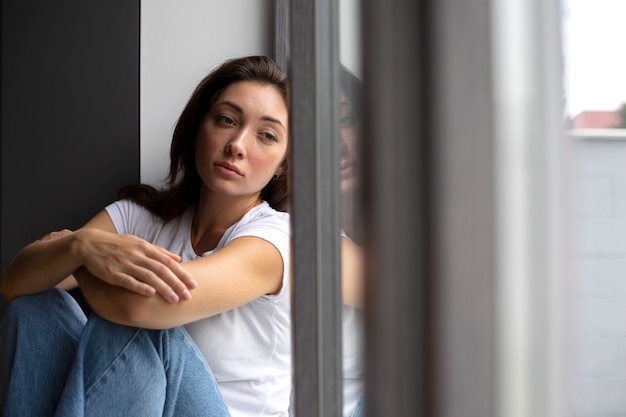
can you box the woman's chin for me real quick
[341,178,359,194]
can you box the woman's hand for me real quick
[38,229,73,242]
[0,210,195,303]
[74,228,197,303]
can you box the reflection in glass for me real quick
[339,64,365,417]
[339,1,365,416]
[339,67,363,244]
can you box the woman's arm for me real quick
[76,235,285,329]
[0,211,196,303]
[0,229,83,301]
[342,236,365,308]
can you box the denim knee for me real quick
[9,287,60,308]
[2,289,86,334]
[5,289,68,320]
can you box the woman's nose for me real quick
[225,131,248,157]
[340,139,349,160]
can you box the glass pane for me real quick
[339,1,365,416]
[563,0,626,415]
[563,0,626,129]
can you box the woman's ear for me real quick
[276,159,288,177]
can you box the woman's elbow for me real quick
[86,296,147,328]
[0,278,20,304]
[0,283,13,304]
[104,300,173,330]
[121,303,156,328]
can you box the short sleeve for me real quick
[227,208,291,300]
[104,199,156,237]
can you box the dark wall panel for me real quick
[1,0,140,271]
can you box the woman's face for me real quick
[340,90,361,194]
[195,80,289,202]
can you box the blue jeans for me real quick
[350,393,365,417]
[0,289,230,416]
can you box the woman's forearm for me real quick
[76,236,287,330]
[0,230,83,302]
[74,267,137,326]
[0,209,196,305]
[75,267,189,330]
[341,237,365,309]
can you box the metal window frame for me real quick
[278,0,343,416]
[492,0,566,415]
[360,1,434,416]
[276,0,565,415]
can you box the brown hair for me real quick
[119,55,290,220]
[340,65,362,125]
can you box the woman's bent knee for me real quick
[2,289,86,331]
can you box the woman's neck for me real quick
[190,191,262,254]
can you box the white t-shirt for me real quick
[339,232,365,417]
[289,304,365,417]
[342,304,365,416]
[105,199,292,417]
[289,232,365,417]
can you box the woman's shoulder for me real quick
[238,201,290,230]
[219,202,290,253]
[106,197,146,212]
[105,198,155,225]
[105,198,192,237]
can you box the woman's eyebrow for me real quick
[218,100,286,131]
[261,116,286,131]
[218,101,243,113]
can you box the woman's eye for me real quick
[216,115,235,125]
[260,132,278,142]
[340,114,353,127]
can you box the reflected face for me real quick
[195,81,289,201]
[340,90,361,194]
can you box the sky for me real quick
[562,0,626,117]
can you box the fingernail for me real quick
[181,289,191,300]
[188,279,198,289]
[169,292,179,303]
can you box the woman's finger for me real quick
[120,260,191,303]
[153,246,198,289]
[112,272,157,297]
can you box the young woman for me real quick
[0,55,291,417]
[339,66,363,246]
[339,65,366,417]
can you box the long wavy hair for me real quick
[119,56,290,221]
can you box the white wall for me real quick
[339,0,362,77]
[570,133,626,416]
[140,0,273,186]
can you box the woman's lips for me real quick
[215,161,243,176]
[340,162,356,179]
